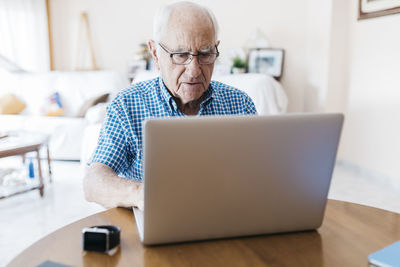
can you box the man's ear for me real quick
[148,40,160,71]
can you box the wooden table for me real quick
[8,200,400,267]
[0,132,52,199]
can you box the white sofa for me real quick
[0,70,130,160]
[80,72,288,164]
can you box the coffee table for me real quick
[0,132,52,199]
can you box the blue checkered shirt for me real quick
[91,77,257,181]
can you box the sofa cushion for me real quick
[0,93,26,114]
[76,93,109,117]
[84,103,107,124]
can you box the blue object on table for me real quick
[368,240,400,267]
[28,158,35,178]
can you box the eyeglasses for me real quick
[158,43,219,65]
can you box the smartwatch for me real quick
[82,225,120,255]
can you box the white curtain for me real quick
[0,0,50,72]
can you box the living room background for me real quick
[1,0,399,196]
[48,0,400,183]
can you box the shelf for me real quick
[0,181,43,199]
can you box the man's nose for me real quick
[185,56,202,77]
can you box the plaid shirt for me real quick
[91,77,257,181]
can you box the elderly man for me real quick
[84,1,257,209]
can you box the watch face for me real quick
[83,232,107,252]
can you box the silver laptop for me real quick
[133,113,344,245]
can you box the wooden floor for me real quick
[0,159,399,266]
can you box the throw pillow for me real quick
[0,93,26,114]
[76,93,109,117]
[42,92,64,116]
[85,102,107,124]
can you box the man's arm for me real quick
[83,162,143,209]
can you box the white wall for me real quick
[272,0,400,183]
[337,0,400,181]
[304,0,332,112]
[309,0,400,182]
[324,0,350,114]
[49,0,308,111]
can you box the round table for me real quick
[8,200,400,266]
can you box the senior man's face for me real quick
[150,19,219,106]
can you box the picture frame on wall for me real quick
[358,0,400,20]
[248,49,284,79]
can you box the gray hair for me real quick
[153,2,219,43]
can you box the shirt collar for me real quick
[158,77,173,104]
[158,77,214,113]
[201,83,213,107]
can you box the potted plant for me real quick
[231,57,247,74]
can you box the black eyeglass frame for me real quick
[158,43,220,65]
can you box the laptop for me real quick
[133,113,344,245]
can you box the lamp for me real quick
[245,28,271,49]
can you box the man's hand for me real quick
[83,163,144,209]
